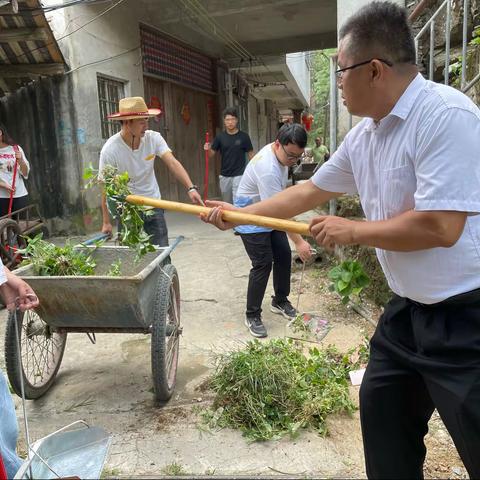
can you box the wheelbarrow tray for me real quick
[13,242,181,331]
[15,421,111,479]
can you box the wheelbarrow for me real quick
[4,236,184,403]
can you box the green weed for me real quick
[201,338,365,441]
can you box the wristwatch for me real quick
[187,185,198,192]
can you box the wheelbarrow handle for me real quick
[125,195,311,237]
[81,232,111,246]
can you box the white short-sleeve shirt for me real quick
[99,130,171,198]
[234,143,288,234]
[0,145,30,198]
[312,74,480,304]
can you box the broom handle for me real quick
[7,145,19,216]
[126,195,311,237]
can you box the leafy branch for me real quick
[328,260,370,304]
[84,164,155,258]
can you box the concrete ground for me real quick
[0,212,371,478]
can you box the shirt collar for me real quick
[389,73,426,120]
[364,73,426,132]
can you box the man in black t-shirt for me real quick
[204,107,254,203]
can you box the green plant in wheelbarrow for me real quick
[83,164,155,258]
[20,233,97,276]
[328,260,370,305]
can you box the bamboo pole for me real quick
[125,195,311,237]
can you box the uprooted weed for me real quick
[201,338,368,441]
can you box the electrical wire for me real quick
[188,0,290,86]
[64,44,140,74]
[177,0,264,84]
[180,0,280,85]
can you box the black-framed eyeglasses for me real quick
[280,143,303,161]
[335,58,393,79]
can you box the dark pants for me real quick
[118,208,168,247]
[240,230,291,318]
[0,195,29,219]
[360,291,480,479]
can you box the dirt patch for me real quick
[156,406,190,431]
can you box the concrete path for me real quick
[0,212,367,478]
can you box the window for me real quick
[97,75,125,139]
[141,25,216,94]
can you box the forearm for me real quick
[18,160,28,177]
[244,180,340,219]
[287,232,304,245]
[208,149,216,159]
[171,160,194,188]
[353,210,467,251]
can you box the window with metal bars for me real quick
[140,25,216,94]
[97,75,125,139]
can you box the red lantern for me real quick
[301,112,314,132]
[181,101,191,125]
[149,96,163,123]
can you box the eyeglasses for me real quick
[335,58,393,79]
[280,143,303,161]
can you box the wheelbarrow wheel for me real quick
[4,309,67,399]
[0,218,26,269]
[151,263,181,402]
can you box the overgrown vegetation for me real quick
[201,339,368,441]
[345,246,393,307]
[328,260,370,305]
[84,164,155,258]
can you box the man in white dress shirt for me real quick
[203,2,480,478]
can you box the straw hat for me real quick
[107,96,161,120]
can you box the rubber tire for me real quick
[0,218,26,269]
[4,309,67,399]
[151,263,181,403]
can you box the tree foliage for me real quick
[308,49,336,147]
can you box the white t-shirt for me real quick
[0,145,30,199]
[99,130,171,198]
[312,73,480,304]
[234,143,288,234]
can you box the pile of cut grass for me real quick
[202,338,367,441]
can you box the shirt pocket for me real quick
[381,165,416,218]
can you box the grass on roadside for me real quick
[201,338,368,441]
[161,461,187,476]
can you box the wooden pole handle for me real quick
[125,195,311,237]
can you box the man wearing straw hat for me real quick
[99,96,203,246]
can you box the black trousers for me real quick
[118,208,168,247]
[360,290,480,479]
[240,230,291,318]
